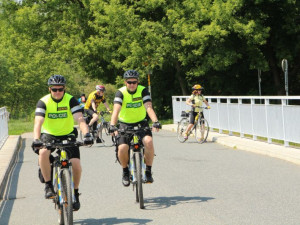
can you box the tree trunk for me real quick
[175,61,188,95]
[267,46,285,95]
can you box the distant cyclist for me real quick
[184,84,210,140]
[78,93,86,108]
[109,70,161,187]
[84,85,111,143]
[31,74,93,211]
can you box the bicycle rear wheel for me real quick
[177,118,189,143]
[61,168,73,225]
[135,152,144,209]
[195,118,209,143]
[102,123,114,147]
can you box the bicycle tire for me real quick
[177,118,189,143]
[53,167,64,225]
[61,168,73,225]
[135,152,144,209]
[195,118,209,144]
[102,123,114,147]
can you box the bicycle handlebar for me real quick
[194,106,209,109]
[99,111,111,116]
[43,139,84,149]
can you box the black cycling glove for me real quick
[153,121,162,129]
[83,133,94,145]
[108,125,117,134]
[31,139,43,154]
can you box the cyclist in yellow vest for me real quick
[185,84,211,140]
[109,70,161,186]
[31,75,93,211]
[84,85,111,143]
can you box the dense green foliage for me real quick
[0,0,299,119]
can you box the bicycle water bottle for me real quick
[195,114,199,122]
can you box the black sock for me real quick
[45,181,52,186]
[74,189,79,195]
[123,167,129,173]
[146,165,152,172]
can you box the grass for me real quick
[8,119,34,135]
[8,117,174,136]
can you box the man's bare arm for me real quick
[33,116,44,140]
[73,112,89,135]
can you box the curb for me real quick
[0,135,21,199]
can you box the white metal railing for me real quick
[172,96,300,147]
[0,107,9,149]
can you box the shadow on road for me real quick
[144,195,215,210]
[0,139,25,225]
[74,217,152,225]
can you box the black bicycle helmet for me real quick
[48,74,66,86]
[123,70,139,79]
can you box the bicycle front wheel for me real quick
[61,168,73,225]
[135,152,144,209]
[195,118,209,144]
[177,118,189,143]
[53,167,64,225]
[102,123,114,147]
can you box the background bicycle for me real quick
[114,125,149,209]
[41,138,84,225]
[80,111,114,147]
[177,106,210,144]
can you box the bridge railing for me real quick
[172,96,300,147]
[0,107,9,149]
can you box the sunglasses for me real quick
[51,88,64,92]
[126,81,138,85]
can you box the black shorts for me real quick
[189,111,204,124]
[39,130,80,159]
[84,109,96,117]
[116,120,152,146]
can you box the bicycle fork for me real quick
[129,135,146,185]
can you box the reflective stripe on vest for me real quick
[41,93,74,136]
[118,85,146,123]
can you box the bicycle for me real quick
[80,111,114,147]
[97,111,115,147]
[42,138,84,225]
[177,106,210,143]
[114,125,149,209]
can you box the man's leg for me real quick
[70,158,82,189]
[118,144,130,186]
[39,148,55,199]
[70,158,82,211]
[88,112,99,128]
[142,136,155,183]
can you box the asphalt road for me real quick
[1,130,300,225]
